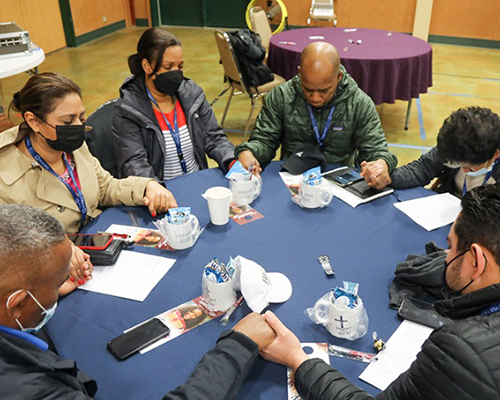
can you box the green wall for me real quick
[155,0,247,28]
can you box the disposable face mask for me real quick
[37,121,87,153]
[6,290,58,334]
[466,161,494,177]
[152,70,183,97]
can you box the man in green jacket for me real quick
[236,42,397,188]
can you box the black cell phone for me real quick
[107,318,170,360]
[397,298,452,329]
[332,170,364,187]
[67,234,113,250]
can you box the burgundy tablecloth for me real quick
[268,27,433,105]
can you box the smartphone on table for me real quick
[107,318,170,360]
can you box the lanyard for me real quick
[479,301,500,316]
[307,105,335,147]
[25,136,87,227]
[462,158,499,197]
[146,88,187,174]
[0,324,48,351]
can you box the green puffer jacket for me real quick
[235,67,397,171]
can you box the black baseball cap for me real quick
[281,144,327,175]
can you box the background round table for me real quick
[268,27,432,105]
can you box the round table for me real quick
[268,27,432,106]
[0,45,45,79]
[47,162,448,400]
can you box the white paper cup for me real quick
[202,273,236,312]
[202,186,232,225]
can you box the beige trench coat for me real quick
[0,125,153,233]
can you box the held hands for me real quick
[59,243,94,296]
[233,312,276,350]
[143,181,178,217]
[238,151,262,176]
[259,311,309,372]
[360,159,391,190]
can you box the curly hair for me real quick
[437,107,500,167]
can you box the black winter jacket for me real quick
[295,283,500,400]
[0,329,258,400]
[111,75,235,181]
[390,146,500,195]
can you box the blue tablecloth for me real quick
[46,162,449,399]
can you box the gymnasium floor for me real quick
[2,26,499,168]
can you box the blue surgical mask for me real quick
[466,161,494,177]
[6,290,57,333]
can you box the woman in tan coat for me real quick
[0,73,177,294]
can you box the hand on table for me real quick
[59,243,94,296]
[233,312,276,350]
[259,311,309,372]
[143,181,178,217]
[238,151,262,176]
[360,159,391,189]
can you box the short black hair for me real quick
[437,107,500,166]
[455,183,500,267]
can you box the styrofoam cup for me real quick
[202,186,232,225]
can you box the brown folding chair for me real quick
[250,7,272,51]
[214,29,285,140]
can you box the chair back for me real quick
[214,30,249,92]
[250,8,272,50]
[85,98,120,177]
[310,0,335,17]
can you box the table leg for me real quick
[405,99,413,130]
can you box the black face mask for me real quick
[37,121,88,153]
[152,70,183,97]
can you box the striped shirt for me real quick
[154,101,200,180]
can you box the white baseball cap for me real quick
[234,256,293,313]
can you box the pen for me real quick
[220,296,244,326]
[279,41,296,45]
[328,344,378,363]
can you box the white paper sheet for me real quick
[359,320,433,391]
[78,250,175,302]
[394,193,462,231]
[278,171,303,187]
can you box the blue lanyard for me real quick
[479,301,500,316]
[146,88,187,174]
[462,158,499,196]
[25,136,87,227]
[0,324,48,351]
[307,105,335,147]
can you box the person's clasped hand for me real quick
[233,312,276,350]
[259,311,309,372]
[59,243,94,296]
[360,159,391,190]
[238,150,262,176]
[143,181,178,217]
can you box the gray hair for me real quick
[0,204,66,259]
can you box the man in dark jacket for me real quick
[374,107,500,196]
[260,183,500,399]
[112,75,235,181]
[236,42,397,187]
[0,204,275,399]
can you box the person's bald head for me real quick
[298,42,343,108]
